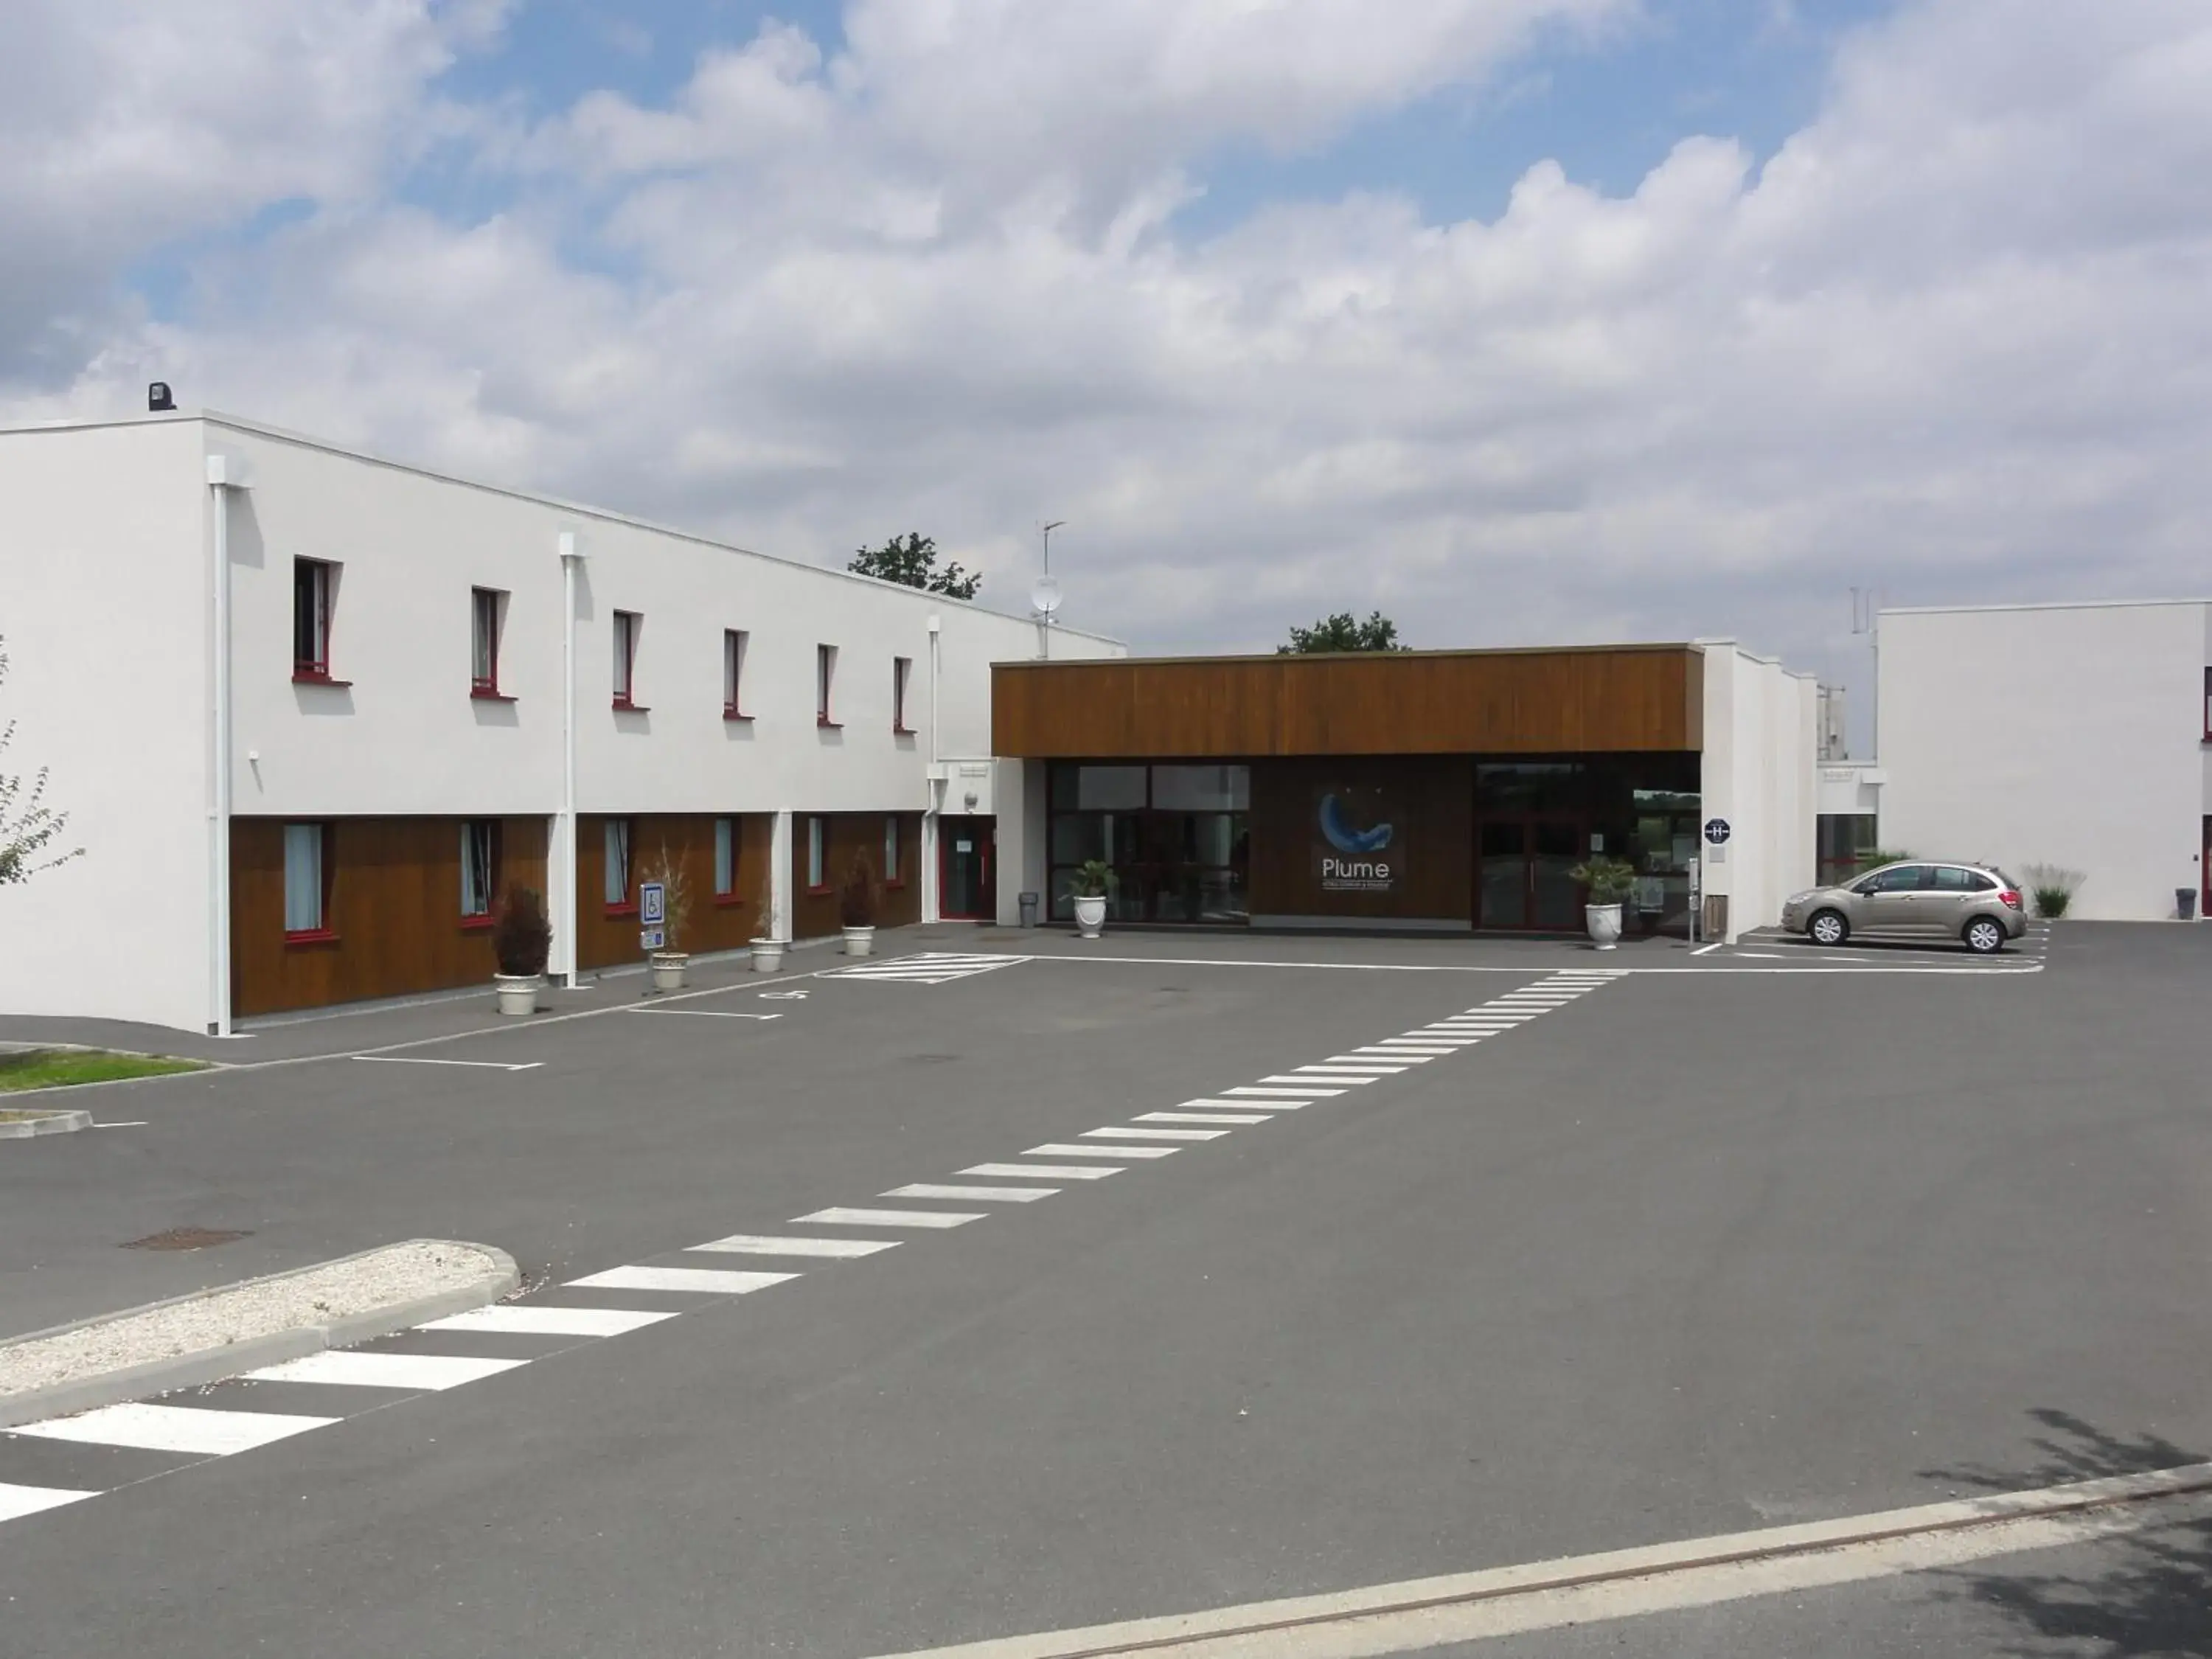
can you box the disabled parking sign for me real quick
[640,882,667,925]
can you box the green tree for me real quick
[1278,611,1408,653]
[848,532,982,599]
[0,638,81,884]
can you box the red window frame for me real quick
[612,611,644,711]
[282,821,338,944]
[892,655,914,734]
[883,815,905,888]
[723,629,751,720]
[470,588,510,700]
[603,816,638,914]
[2202,666,2211,742]
[804,815,829,894]
[816,644,839,728]
[293,558,338,683]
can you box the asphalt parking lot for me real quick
[0,919,2206,1656]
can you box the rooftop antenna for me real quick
[1032,521,1065,660]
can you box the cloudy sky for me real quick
[4,0,2208,751]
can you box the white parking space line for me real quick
[688,1233,902,1259]
[1138,1110,1276,1125]
[1028,1141,1178,1159]
[245,1352,528,1391]
[12,1402,337,1456]
[352,1054,543,1072]
[627,1008,785,1020]
[420,1305,680,1336]
[883,1183,1058,1203]
[794,1207,988,1228]
[568,1265,801,1293]
[0,1481,99,1524]
[962,1163,1121,1180]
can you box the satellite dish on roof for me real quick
[1030,572,1062,618]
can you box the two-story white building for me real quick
[0,410,1120,1032]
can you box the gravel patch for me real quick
[0,1240,510,1401]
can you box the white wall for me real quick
[210,420,1117,821]
[0,420,212,1029]
[1879,600,2209,920]
[1698,642,1818,939]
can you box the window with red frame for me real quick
[604,818,634,910]
[471,588,505,696]
[893,655,913,733]
[613,611,641,708]
[816,644,838,726]
[724,629,750,719]
[293,559,334,680]
[462,820,499,920]
[283,822,333,938]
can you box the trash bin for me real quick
[1018,891,1040,928]
[2178,887,2198,921]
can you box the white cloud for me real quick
[4,0,2212,728]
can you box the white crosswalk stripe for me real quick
[13,1402,336,1456]
[1028,1141,1178,1158]
[1137,1110,1276,1125]
[0,1482,99,1523]
[821,953,1026,984]
[883,1183,1058,1203]
[568,1265,801,1293]
[245,1352,527,1391]
[689,1233,902,1259]
[1082,1125,1229,1141]
[962,1162,1121,1180]
[794,1206,987,1228]
[421,1305,680,1335]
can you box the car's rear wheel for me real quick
[1963,916,2006,954]
[1808,909,1849,946]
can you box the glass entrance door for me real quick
[941,817,994,920]
[1476,816,1586,929]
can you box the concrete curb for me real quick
[0,1239,520,1430]
[0,1108,95,1139]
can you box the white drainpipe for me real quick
[923,613,942,923]
[205,453,247,1036]
[559,532,583,987]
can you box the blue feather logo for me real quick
[1319,793,1393,855]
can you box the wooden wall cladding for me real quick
[994,647,1704,758]
[790,813,922,939]
[576,813,776,971]
[232,815,549,1017]
[1248,758,1472,922]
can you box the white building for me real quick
[0,410,1120,1032]
[1873,598,2212,921]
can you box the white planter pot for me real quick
[842,925,876,957]
[750,939,784,973]
[1074,894,1107,939]
[1585,902,1624,950]
[650,952,690,992]
[493,973,540,1016]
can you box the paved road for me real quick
[1,923,2206,1655]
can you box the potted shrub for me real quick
[1568,855,1637,950]
[840,848,878,955]
[641,841,692,992]
[749,855,783,973]
[490,885,551,1015]
[1073,859,1115,939]
[2020,863,2082,919]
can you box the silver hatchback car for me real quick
[1781,860,2028,953]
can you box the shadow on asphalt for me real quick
[1921,1408,2212,1655]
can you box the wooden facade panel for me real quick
[995,647,1702,758]
[790,813,923,939]
[576,813,776,971]
[232,815,549,1017]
